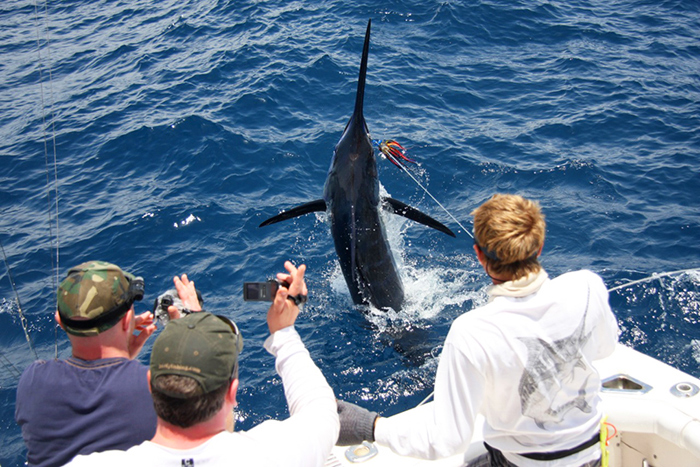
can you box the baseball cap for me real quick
[57,260,145,337]
[150,312,244,398]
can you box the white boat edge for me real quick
[327,343,700,467]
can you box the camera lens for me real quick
[161,295,174,309]
[130,277,145,301]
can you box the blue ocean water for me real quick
[1,0,699,464]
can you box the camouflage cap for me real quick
[57,260,142,337]
[150,312,243,398]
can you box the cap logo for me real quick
[79,286,100,314]
[158,363,202,374]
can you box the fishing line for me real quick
[34,0,61,359]
[607,268,700,293]
[395,161,473,238]
[1,241,39,360]
[414,266,700,408]
[375,140,473,238]
[417,391,434,407]
[35,0,60,282]
[379,141,698,288]
[378,141,699,289]
[0,351,22,380]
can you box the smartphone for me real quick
[243,280,279,301]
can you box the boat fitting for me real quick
[344,441,379,463]
[601,374,652,394]
[670,381,699,398]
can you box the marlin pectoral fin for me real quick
[383,197,456,237]
[259,200,327,227]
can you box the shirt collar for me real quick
[487,268,549,301]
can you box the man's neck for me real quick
[151,419,225,449]
[487,270,513,285]
[71,343,130,360]
[67,324,131,361]
[488,269,549,300]
[489,274,510,285]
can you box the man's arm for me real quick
[165,273,202,320]
[263,327,339,463]
[127,272,201,358]
[267,261,306,334]
[127,310,156,359]
[374,339,484,459]
[246,261,339,467]
[589,272,619,359]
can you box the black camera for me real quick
[129,276,145,302]
[153,288,203,326]
[243,280,285,301]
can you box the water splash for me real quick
[173,213,202,228]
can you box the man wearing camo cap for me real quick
[15,260,201,467]
[66,261,339,467]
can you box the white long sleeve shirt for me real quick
[66,326,339,467]
[375,270,619,466]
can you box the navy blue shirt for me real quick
[15,357,157,466]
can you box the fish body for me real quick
[261,20,454,311]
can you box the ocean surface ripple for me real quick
[1,0,699,464]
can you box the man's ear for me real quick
[122,306,134,331]
[147,370,152,394]
[473,244,487,267]
[225,379,239,433]
[54,310,65,330]
[227,378,239,407]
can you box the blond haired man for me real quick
[337,194,619,467]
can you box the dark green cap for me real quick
[150,313,243,397]
[57,261,143,337]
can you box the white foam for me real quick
[691,340,700,365]
[319,184,483,331]
[173,213,201,228]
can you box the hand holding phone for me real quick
[243,280,283,302]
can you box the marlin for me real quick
[260,20,455,311]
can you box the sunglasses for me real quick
[215,314,244,380]
[474,241,539,263]
[474,240,501,261]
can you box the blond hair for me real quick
[471,194,546,279]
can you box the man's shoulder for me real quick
[67,447,135,466]
[554,269,602,283]
[65,356,146,370]
[447,303,498,344]
[18,356,149,401]
[67,434,270,466]
[21,357,146,379]
[18,358,62,384]
[551,269,607,293]
[22,358,57,369]
[67,439,169,466]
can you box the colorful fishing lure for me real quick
[373,139,415,168]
